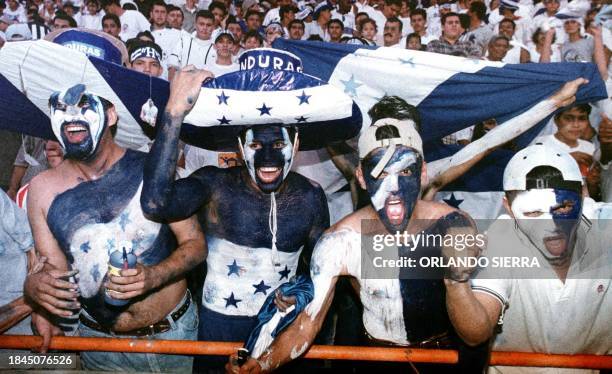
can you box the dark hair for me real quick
[385,16,402,32]
[244,29,263,44]
[555,103,592,120]
[123,2,137,10]
[441,11,459,26]
[499,18,516,30]
[469,1,486,20]
[54,12,77,27]
[167,5,182,16]
[458,13,469,29]
[150,0,166,12]
[102,13,120,27]
[360,18,377,31]
[384,0,402,7]
[102,0,120,7]
[328,18,344,29]
[196,9,215,21]
[488,35,510,47]
[135,30,155,41]
[532,27,555,44]
[368,96,421,132]
[209,1,227,16]
[288,19,305,29]
[307,34,323,41]
[406,32,421,46]
[245,9,262,20]
[411,8,426,20]
[279,5,297,20]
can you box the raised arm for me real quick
[233,229,359,373]
[141,67,214,222]
[423,78,588,200]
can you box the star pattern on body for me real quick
[80,241,91,253]
[224,292,242,308]
[278,265,290,281]
[443,193,464,209]
[296,90,311,105]
[218,115,232,125]
[227,259,242,277]
[253,280,272,295]
[90,263,100,282]
[217,90,230,105]
[257,103,273,116]
[106,238,116,253]
[340,74,362,97]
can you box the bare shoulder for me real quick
[328,205,376,235]
[28,164,75,213]
[414,199,462,220]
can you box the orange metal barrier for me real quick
[0,335,611,369]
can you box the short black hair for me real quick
[209,1,227,16]
[386,16,402,32]
[555,103,592,120]
[368,96,421,132]
[196,9,215,21]
[469,1,486,20]
[135,30,155,41]
[150,0,166,12]
[411,8,426,20]
[500,18,516,30]
[54,12,77,27]
[384,0,402,7]
[245,9,262,20]
[328,18,344,29]
[441,11,459,26]
[288,19,305,29]
[244,29,263,44]
[279,5,297,19]
[102,13,120,27]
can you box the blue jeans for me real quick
[79,291,198,373]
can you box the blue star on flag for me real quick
[106,238,116,253]
[296,90,311,105]
[227,259,241,277]
[119,212,131,231]
[224,292,242,308]
[217,91,230,105]
[218,116,231,125]
[399,57,415,67]
[443,193,464,209]
[257,103,272,116]
[295,116,308,123]
[278,265,290,280]
[340,74,362,97]
[80,241,91,253]
[253,280,272,295]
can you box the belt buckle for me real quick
[147,324,156,336]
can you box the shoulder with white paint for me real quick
[311,226,361,279]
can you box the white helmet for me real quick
[503,143,583,191]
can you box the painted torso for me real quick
[47,150,176,325]
[191,167,324,316]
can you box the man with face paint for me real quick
[22,84,206,372]
[443,143,612,373]
[141,62,359,371]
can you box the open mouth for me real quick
[62,122,90,144]
[257,166,282,184]
[385,196,405,225]
[543,233,567,256]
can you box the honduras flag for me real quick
[272,39,608,219]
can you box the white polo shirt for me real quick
[471,214,612,373]
[167,32,216,69]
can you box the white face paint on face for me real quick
[510,188,581,259]
[49,84,106,160]
[370,152,418,211]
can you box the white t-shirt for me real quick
[535,134,595,156]
[119,10,151,41]
[263,7,280,27]
[471,216,612,373]
[79,12,105,30]
[167,32,215,69]
[204,60,239,77]
[3,5,27,23]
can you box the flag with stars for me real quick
[272,39,607,219]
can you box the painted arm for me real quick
[423,78,588,200]
[106,214,206,298]
[141,67,215,222]
[229,230,358,373]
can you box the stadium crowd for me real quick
[0,0,611,372]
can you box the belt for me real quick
[366,331,454,349]
[80,293,191,337]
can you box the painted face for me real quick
[49,84,107,161]
[240,126,296,193]
[362,147,422,233]
[511,188,582,261]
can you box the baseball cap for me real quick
[503,143,583,191]
[5,23,32,41]
[212,28,236,43]
[358,118,422,177]
[313,2,331,20]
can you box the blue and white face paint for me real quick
[362,147,422,234]
[239,126,296,194]
[511,188,582,261]
[49,84,107,161]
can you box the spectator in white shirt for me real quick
[262,0,292,26]
[243,28,263,49]
[102,13,121,38]
[166,5,184,29]
[287,18,305,40]
[410,8,436,45]
[4,0,28,23]
[205,28,238,76]
[52,13,77,30]
[103,0,150,41]
[127,39,164,77]
[359,18,377,45]
[328,18,344,43]
[307,2,332,41]
[209,1,227,28]
[264,21,283,46]
[80,0,105,30]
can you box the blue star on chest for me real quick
[106,238,116,254]
[278,265,290,281]
[119,212,131,231]
[257,103,272,116]
[217,90,230,105]
[224,292,242,308]
[253,280,271,295]
[296,91,311,105]
[80,241,91,253]
[227,259,242,277]
[90,263,101,282]
[443,193,464,209]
